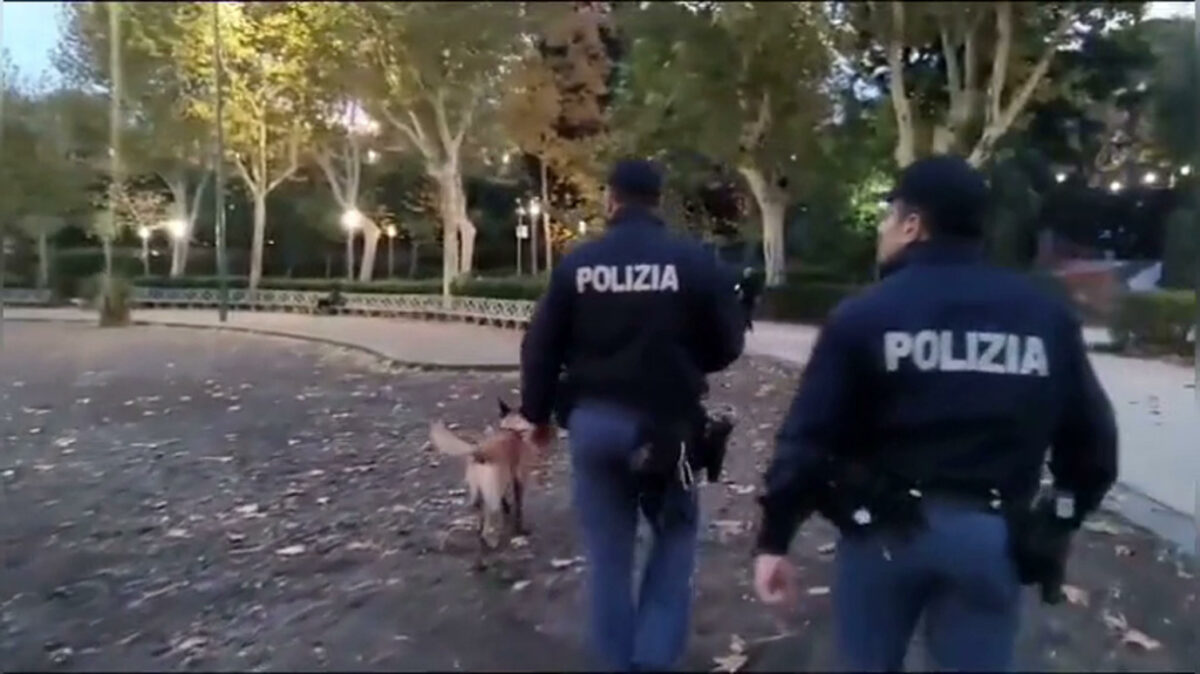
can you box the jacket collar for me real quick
[607,206,666,229]
[878,239,984,279]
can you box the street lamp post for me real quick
[515,204,527,276]
[528,198,541,276]
[212,2,229,322]
[385,224,398,278]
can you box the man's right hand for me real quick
[753,553,798,606]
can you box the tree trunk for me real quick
[409,242,420,278]
[740,166,788,287]
[886,1,916,167]
[103,237,114,281]
[432,166,475,281]
[249,191,267,292]
[345,233,355,280]
[358,218,381,282]
[37,232,50,290]
[169,201,189,278]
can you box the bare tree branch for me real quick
[885,0,915,166]
[968,11,1073,166]
[267,130,301,192]
[985,1,1013,130]
[314,147,349,206]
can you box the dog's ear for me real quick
[498,398,513,418]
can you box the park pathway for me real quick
[4,307,1196,550]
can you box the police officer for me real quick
[519,159,746,671]
[751,155,1118,671]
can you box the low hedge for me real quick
[1109,290,1197,356]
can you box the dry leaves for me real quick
[711,634,749,672]
[1062,584,1089,607]
[1102,610,1162,652]
[276,544,307,557]
[1122,629,1162,652]
[1082,519,1123,536]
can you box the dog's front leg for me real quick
[471,499,488,572]
[512,479,531,537]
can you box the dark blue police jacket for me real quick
[520,207,746,426]
[756,240,1118,554]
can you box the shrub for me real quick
[759,282,862,324]
[1109,290,1197,355]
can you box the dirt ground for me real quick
[0,323,1195,672]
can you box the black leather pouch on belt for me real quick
[631,415,702,532]
[1005,494,1072,604]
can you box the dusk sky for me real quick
[1,1,1195,86]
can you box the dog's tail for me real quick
[429,421,481,459]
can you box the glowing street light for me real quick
[341,208,363,231]
[385,224,398,278]
[1055,172,1067,184]
[578,220,588,235]
[1109,180,1123,193]
[365,149,379,164]
[165,218,187,241]
[528,199,542,217]
[137,226,151,241]
[1181,165,1193,177]
[1142,171,1159,185]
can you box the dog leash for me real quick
[677,441,695,492]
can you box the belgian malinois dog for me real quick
[429,400,550,561]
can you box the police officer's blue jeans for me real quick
[568,401,698,672]
[834,500,1021,672]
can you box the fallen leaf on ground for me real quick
[711,520,747,534]
[512,580,532,592]
[712,653,748,672]
[807,586,831,596]
[551,557,584,570]
[1114,544,1133,557]
[165,528,190,539]
[1082,520,1123,535]
[276,544,306,556]
[728,484,756,496]
[1102,610,1128,632]
[1121,629,1162,651]
[1062,585,1089,607]
[173,636,208,653]
[729,634,746,654]
[817,543,836,555]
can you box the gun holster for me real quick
[1005,494,1074,604]
[631,406,737,533]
